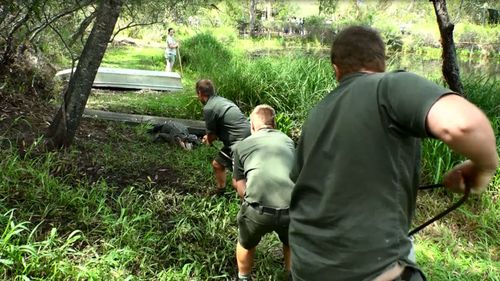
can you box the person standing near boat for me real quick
[288,25,498,281]
[165,28,178,72]
[196,79,251,195]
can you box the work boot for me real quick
[209,186,226,196]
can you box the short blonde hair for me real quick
[251,104,276,129]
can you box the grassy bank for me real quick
[1,32,499,280]
[1,117,498,280]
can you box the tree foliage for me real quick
[0,0,96,71]
[318,0,338,16]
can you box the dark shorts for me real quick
[237,202,290,249]
[397,266,426,281]
[214,146,233,171]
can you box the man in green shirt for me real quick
[196,79,251,195]
[233,104,295,281]
[289,26,498,281]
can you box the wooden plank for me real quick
[83,109,206,135]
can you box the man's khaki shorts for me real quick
[237,202,289,249]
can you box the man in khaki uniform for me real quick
[232,105,295,281]
[196,79,251,195]
[289,25,498,281]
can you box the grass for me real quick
[0,122,292,280]
[87,90,202,120]
[89,33,335,137]
[101,46,165,71]
[2,31,499,280]
[2,116,498,281]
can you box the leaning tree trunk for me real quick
[430,0,464,95]
[46,0,122,148]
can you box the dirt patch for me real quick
[0,91,54,154]
[64,148,188,193]
[1,87,187,194]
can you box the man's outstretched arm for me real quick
[426,94,498,194]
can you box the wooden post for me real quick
[177,47,183,77]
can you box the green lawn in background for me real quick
[101,45,165,71]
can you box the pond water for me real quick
[251,48,500,80]
[390,56,500,80]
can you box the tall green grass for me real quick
[46,31,500,280]
[100,46,164,71]
[181,33,335,119]
[0,122,296,280]
[93,33,335,137]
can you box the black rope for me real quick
[409,184,470,236]
[418,183,444,190]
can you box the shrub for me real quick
[0,51,57,103]
[303,16,336,45]
[178,32,232,76]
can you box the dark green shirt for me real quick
[203,95,250,148]
[289,71,452,281]
[233,129,295,208]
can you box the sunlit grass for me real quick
[101,46,164,71]
[87,90,202,120]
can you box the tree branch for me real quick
[28,0,95,42]
[1,2,34,66]
[68,9,98,47]
[110,20,163,42]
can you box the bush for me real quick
[178,32,232,75]
[303,16,336,45]
[0,51,57,102]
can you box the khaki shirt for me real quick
[289,71,451,280]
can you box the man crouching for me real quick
[232,105,295,281]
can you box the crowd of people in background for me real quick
[283,17,305,35]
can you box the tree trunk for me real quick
[430,0,464,95]
[249,0,256,37]
[46,0,122,148]
[266,0,271,20]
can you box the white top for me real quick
[166,35,177,55]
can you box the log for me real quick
[83,109,206,136]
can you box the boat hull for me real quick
[55,67,183,92]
